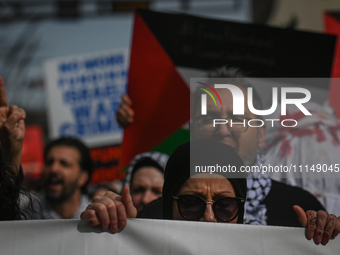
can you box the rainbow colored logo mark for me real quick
[197,82,223,106]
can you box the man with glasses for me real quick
[191,67,324,226]
[115,67,325,227]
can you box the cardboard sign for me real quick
[90,145,125,182]
[44,49,128,148]
[21,125,45,181]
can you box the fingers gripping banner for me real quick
[0,219,339,254]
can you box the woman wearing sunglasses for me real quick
[81,140,340,245]
[161,139,246,224]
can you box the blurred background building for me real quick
[2,0,340,139]
[2,0,340,195]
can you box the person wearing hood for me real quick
[123,151,168,214]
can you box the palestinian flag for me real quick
[119,9,336,168]
[325,11,340,118]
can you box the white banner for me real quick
[44,49,128,148]
[0,218,339,255]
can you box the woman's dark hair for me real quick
[0,159,32,221]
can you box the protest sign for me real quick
[44,49,128,148]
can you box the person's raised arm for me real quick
[81,186,137,233]
[0,77,26,172]
[294,205,340,245]
[116,94,134,127]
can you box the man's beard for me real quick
[44,178,79,204]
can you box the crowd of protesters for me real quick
[1,65,340,247]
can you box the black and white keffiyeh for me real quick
[244,153,272,225]
[123,151,169,187]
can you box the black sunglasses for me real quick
[173,194,245,222]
